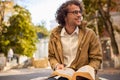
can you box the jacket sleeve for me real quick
[48,34,59,70]
[88,30,103,70]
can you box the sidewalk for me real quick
[2,59,18,71]
[0,67,52,76]
[98,68,120,75]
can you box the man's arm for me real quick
[88,30,103,71]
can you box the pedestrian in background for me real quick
[7,48,14,62]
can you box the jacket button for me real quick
[80,48,81,50]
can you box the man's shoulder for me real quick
[85,27,96,35]
[51,25,63,34]
[85,27,93,32]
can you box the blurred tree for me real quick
[0,0,50,57]
[35,20,49,38]
[0,0,14,34]
[98,0,119,55]
[0,0,14,53]
[83,0,119,55]
[3,5,37,57]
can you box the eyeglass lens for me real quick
[68,10,82,15]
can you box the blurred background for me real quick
[0,0,120,76]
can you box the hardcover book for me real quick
[50,65,95,80]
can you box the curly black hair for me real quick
[55,0,84,26]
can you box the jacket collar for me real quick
[60,26,79,36]
[51,24,86,39]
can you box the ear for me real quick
[81,16,83,21]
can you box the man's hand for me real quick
[56,64,65,70]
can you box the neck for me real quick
[65,25,76,35]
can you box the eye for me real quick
[74,11,78,14]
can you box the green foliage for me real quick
[1,5,37,57]
[82,0,116,37]
[35,25,49,38]
[0,34,10,54]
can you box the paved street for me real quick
[98,68,120,80]
[0,67,52,80]
[0,67,120,80]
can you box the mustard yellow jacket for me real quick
[48,25,102,71]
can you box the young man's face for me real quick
[65,4,82,26]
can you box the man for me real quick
[48,0,102,80]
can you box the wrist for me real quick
[54,63,60,70]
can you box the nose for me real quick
[77,12,82,17]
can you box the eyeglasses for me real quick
[68,10,82,15]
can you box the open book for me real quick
[50,65,95,80]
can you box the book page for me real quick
[76,65,95,80]
[55,68,75,76]
[51,68,75,79]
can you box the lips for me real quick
[75,18,81,22]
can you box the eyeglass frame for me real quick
[67,10,82,15]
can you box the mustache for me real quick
[76,16,83,21]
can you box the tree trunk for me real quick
[0,1,5,33]
[98,0,119,55]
